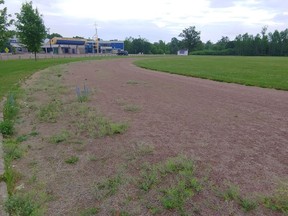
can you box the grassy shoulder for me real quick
[134,56,288,90]
[0,56,116,100]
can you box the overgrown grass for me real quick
[0,94,18,136]
[218,183,258,212]
[4,192,42,216]
[124,104,141,112]
[37,99,62,123]
[134,56,288,90]
[138,156,201,214]
[0,56,116,100]
[49,130,70,144]
[94,174,122,200]
[2,139,23,195]
[79,207,100,216]
[74,108,128,138]
[65,156,79,164]
[263,182,288,214]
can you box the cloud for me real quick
[4,0,288,43]
[209,0,236,8]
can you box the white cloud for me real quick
[3,0,288,42]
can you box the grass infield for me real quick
[0,56,112,100]
[134,56,288,91]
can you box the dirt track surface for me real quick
[16,58,288,215]
[68,58,287,183]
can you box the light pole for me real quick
[47,28,52,55]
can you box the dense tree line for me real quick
[125,26,288,56]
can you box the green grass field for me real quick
[0,56,111,100]
[134,56,288,91]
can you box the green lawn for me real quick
[134,56,288,90]
[0,56,111,100]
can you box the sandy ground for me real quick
[13,58,288,215]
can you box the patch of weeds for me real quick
[3,93,18,120]
[160,155,194,175]
[28,173,38,185]
[115,98,127,106]
[0,120,14,136]
[74,110,128,138]
[137,156,201,214]
[218,183,259,212]
[110,122,128,134]
[239,198,258,212]
[2,139,23,194]
[79,207,100,216]
[29,131,39,137]
[16,134,29,143]
[126,80,139,85]
[94,174,122,200]
[49,130,70,144]
[97,116,128,137]
[65,156,79,164]
[4,192,42,216]
[76,84,89,102]
[124,104,141,112]
[3,164,22,195]
[37,99,62,123]
[146,204,162,215]
[111,209,130,216]
[3,139,23,161]
[221,184,240,201]
[132,141,154,157]
[88,155,98,161]
[139,164,159,191]
[161,180,193,213]
[263,182,288,214]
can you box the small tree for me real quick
[179,26,201,53]
[15,1,46,60]
[0,0,13,51]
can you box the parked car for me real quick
[117,50,128,56]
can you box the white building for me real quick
[177,49,189,56]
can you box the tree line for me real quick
[124,26,288,56]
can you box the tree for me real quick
[15,1,46,60]
[179,26,201,52]
[73,36,84,39]
[47,33,62,39]
[0,0,13,51]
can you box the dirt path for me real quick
[13,58,288,215]
[66,58,288,190]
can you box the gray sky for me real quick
[4,0,288,43]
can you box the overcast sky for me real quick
[4,0,288,43]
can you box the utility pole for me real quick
[94,23,99,54]
[47,27,52,54]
